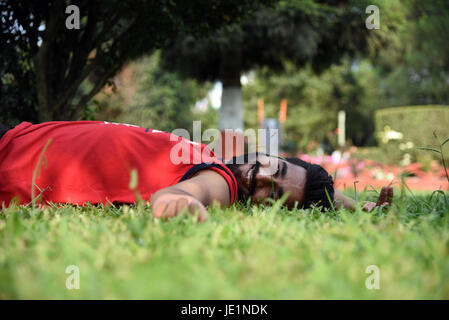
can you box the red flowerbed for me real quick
[296,152,448,191]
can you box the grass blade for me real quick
[441,137,449,147]
[418,147,441,154]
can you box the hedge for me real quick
[375,105,449,164]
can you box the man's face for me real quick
[225,154,307,209]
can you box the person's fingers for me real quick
[363,202,377,212]
[188,203,200,218]
[153,197,209,222]
[153,202,167,219]
[387,187,394,205]
[176,198,189,215]
[380,187,388,206]
[376,187,388,206]
[163,200,178,220]
[188,202,209,222]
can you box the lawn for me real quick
[0,188,448,299]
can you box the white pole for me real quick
[338,110,346,147]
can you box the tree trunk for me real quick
[34,1,63,122]
[220,85,243,130]
[219,48,243,131]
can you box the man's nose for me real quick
[258,158,279,174]
[257,164,281,183]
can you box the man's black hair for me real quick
[285,157,334,210]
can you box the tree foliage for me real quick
[0,0,271,126]
[162,0,392,82]
[160,0,401,130]
[374,0,449,106]
[95,52,217,133]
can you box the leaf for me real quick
[441,137,449,147]
[417,147,441,154]
[429,190,448,206]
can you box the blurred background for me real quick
[1,0,448,190]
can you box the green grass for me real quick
[1,189,449,299]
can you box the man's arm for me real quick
[334,189,356,210]
[150,169,230,222]
[334,186,393,211]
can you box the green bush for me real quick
[375,105,449,164]
[353,147,389,164]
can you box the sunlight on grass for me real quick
[0,190,448,299]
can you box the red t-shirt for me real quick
[0,121,237,207]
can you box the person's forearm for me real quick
[150,169,230,208]
[333,190,356,210]
[334,186,394,212]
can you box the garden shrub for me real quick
[375,105,449,165]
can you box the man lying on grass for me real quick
[0,121,393,220]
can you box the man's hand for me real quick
[150,169,231,223]
[151,190,209,222]
[363,186,394,212]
